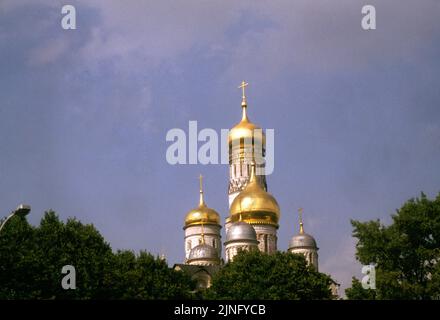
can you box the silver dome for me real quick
[188,243,219,261]
[226,221,258,243]
[289,233,317,249]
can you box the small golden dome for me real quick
[185,205,220,227]
[184,175,220,227]
[229,163,280,226]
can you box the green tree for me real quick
[0,214,36,299]
[32,211,114,299]
[345,277,376,300]
[346,192,440,299]
[103,250,195,299]
[0,210,195,299]
[205,250,333,300]
[0,211,113,299]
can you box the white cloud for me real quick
[77,0,243,71]
[5,0,438,76]
[222,0,440,78]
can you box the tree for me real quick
[0,214,36,299]
[0,210,195,299]
[0,211,113,299]
[32,211,114,299]
[346,192,440,299]
[205,250,333,300]
[103,250,195,299]
[345,277,376,300]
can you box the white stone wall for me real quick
[184,224,221,261]
[227,141,267,209]
[225,240,258,263]
[288,248,319,271]
[252,224,278,254]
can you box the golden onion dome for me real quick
[184,175,220,227]
[229,163,280,226]
[228,82,265,146]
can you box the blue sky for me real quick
[1,0,440,293]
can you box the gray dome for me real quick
[188,243,219,261]
[226,221,257,243]
[289,233,317,249]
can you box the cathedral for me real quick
[174,82,320,290]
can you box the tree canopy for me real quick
[346,192,440,299]
[0,211,194,299]
[205,250,333,300]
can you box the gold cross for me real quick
[238,81,248,101]
[298,208,304,234]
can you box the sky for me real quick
[1,0,440,294]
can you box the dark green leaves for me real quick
[205,250,333,300]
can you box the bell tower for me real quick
[228,81,267,207]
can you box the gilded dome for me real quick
[228,103,265,147]
[184,175,220,227]
[185,205,220,227]
[229,163,280,226]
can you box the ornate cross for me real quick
[298,207,304,234]
[238,81,248,100]
[298,207,303,223]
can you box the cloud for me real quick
[5,0,439,77]
[76,0,243,71]
[222,0,440,78]
[1,1,439,295]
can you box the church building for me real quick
[174,82,321,291]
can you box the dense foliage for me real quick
[346,192,440,299]
[205,250,333,300]
[0,211,194,299]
